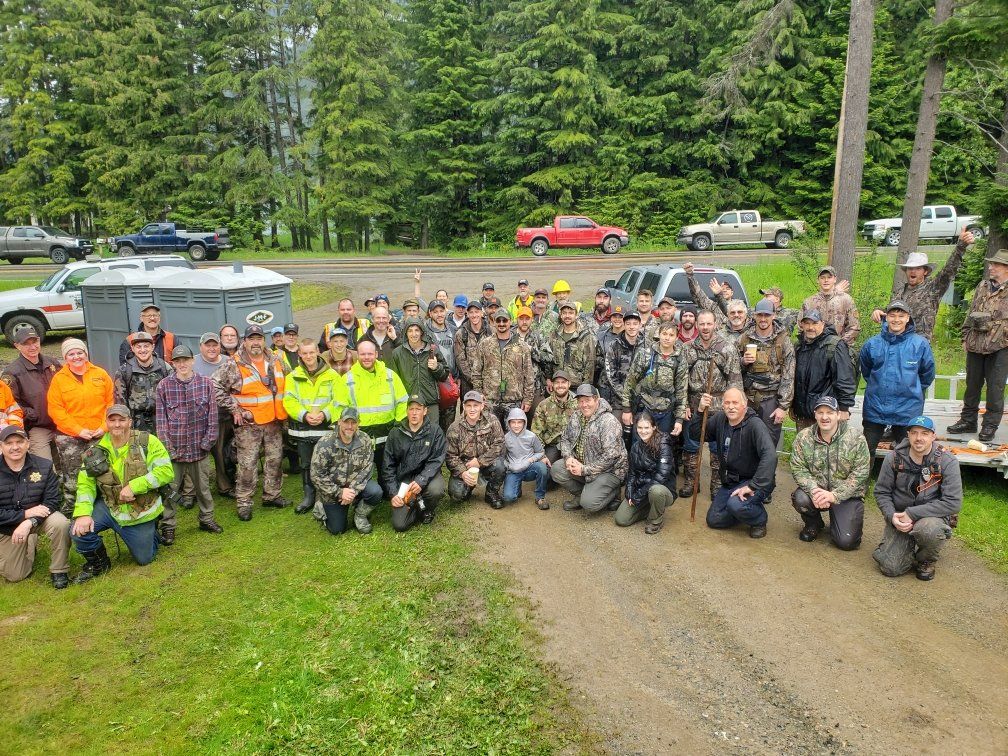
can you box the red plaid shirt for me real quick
[155,373,219,462]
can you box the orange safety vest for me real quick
[234,355,287,423]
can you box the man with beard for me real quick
[508,278,535,321]
[454,301,489,399]
[213,325,289,520]
[586,287,612,336]
[445,391,506,508]
[546,302,596,387]
[738,299,795,447]
[389,317,448,427]
[757,286,801,337]
[531,370,578,469]
[792,310,857,433]
[677,304,699,344]
[472,310,535,428]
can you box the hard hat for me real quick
[552,279,571,295]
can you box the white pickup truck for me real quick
[676,210,806,252]
[861,205,986,247]
[0,254,194,343]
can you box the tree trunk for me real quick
[987,95,1008,266]
[893,0,955,295]
[421,218,430,250]
[827,0,876,283]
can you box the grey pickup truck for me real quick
[0,225,95,265]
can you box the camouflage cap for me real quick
[340,407,360,422]
[402,298,420,309]
[558,301,577,312]
[493,310,511,321]
[170,344,194,360]
[759,286,784,302]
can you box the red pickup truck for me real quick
[515,215,630,256]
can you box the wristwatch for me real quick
[28,516,39,528]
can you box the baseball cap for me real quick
[270,327,284,336]
[12,326,39,344]
[106,404,131,419]
[485,296,501,307]
[140,303,160,312]
[453,294,468,308]
[559,301,577,312]
[610,305,625,317]
[340,406,360,422]
[658,297,676,307]
[328,325,349,339]
[534,288,549,297]
[245,324,264,338]
[0,425,28,441]
[482,281,495,290]
[427,300,446,312]
[813,396,839,411]
[364,296,376,306]
[493,311,511,322]
[800,309,822,323]
[818,265,836,277]
[132,331,154,344]
[518,278,529,286]
[908,415,935,432]
[759,286,784,301]
[754,298,775,315]
[552,369,573,382]
[466,301,483,312]
[199,332,220,345]
[375,294,390,304]
[170,344,194,360]
[283,323,299,334]
[623,310,641,322]
[402,298,420,309]
[407,393,426,407]
[574,384,599,398]
[886,300,909,313]
[516,306,533,319]
[596,287,610,296]
[462,390,484,403]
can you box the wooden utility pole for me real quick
[827,0,877,282]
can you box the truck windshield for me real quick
[35,270,65,292]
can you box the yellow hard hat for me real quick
[552,279,572,294]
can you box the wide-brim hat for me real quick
[899,252,934,272]
[985,248,1008,266]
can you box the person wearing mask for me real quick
[699,388,777,538]
[622,320,687,440]
[47,339,114,515]
[445,390,506,507]
[0,425,68,589]
[551,384,627,514]
[382,397,447,530]
[873,416,963,581]
[114,331,171,434]
[118,303,176,364]
[738,298,795,448]
[792,309,857,433]
[472,310,535,429]
[789,396,870,549]
[501,408,550,510]
[213,325,289,521]
[361,306,399,365]
[614,412,676,534]
[322,326,358,375]
[801,265,860,346]
[283,339,341,517]
[859,300,935,460]
[389,317,449,426]
[155,345,221,544]
[1,326,60,460]
[218,324,241,357]
[310,408,383,536]
[69,405,174,583]
[453,301,489,399]
[530,370,577,471]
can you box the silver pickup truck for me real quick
[677,210,806,252]
[0,225,94,265]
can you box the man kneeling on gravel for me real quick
[872,415,962,581]
[789,396,870,549]
[551,384,627,513]
[445,391,506,507]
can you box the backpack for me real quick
[824,334,861,390]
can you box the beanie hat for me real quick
[61,338,88,359]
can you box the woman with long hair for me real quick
[614,411,676,534]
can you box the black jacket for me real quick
[0,454,61,535]
[380,418,447,497]
[874,439,963,524]
[705,408,777,495]
[793,325,857,419]
[626,432,676,503]
[2,353,61,430]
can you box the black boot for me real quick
[485,485,503,509]
[295,470,316,515]
[286,447,301,474]
[72,544,111,585]
[947,419,977,434]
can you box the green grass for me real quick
[955,468,1008,572]
[0,478,592,753]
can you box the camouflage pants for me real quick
[54,434,96,517]
[234,421,284,510]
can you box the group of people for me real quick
[0,229,1004,589]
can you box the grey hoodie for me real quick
[503,408,546,472]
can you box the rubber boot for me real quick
[295,470,316,515]
[485,483,503,509]
[708,454,722,499]
[72,544,111,585]
[678,452,698,499]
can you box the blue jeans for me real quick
[706,478,769,528]
[71,499,159,566]
[502,461,549,502]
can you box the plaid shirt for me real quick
[155,372,219,462]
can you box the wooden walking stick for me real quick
[690,356,717,523]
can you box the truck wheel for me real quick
[602,236,621,255]
[692,234,711,252]
[774,231,793,249]
[117,244,136,257]
[884,229,901,247]
[967,226,985,240]
[49,247,70,265]
[7,257,23,265]
[206,250,221,261]
[188,243,207,261]
[530,239,549,257]
[4,314,46,345]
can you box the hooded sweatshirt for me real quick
[503,408,546,472]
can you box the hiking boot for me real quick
[799,523,821,542]
[485,486,503,509]
[295,471,316,514]
[422,509,436,525]
[915,560,936,581]
[749,524,767,539]
[51,572,69,590]
[678,452,698,498]
[237,506,253,522]
[199,519,224,534]
[644,521,663,535]
[160,526,175,546]
[179,496,195,510]
[536,498,549,511]
[607,497,620,511]
[218,489,236,499]
[72,545,111,585]
[262,497,288,509]
[978,427,997,443]
[562,499,582,512]
[947,419,977,435]
[354,511,372,534]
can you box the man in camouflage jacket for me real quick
[445,390,506,507]
[737,299,795,446]
[310,407,383,535]
[621,320,688,432]
[531,370,577,464]
[114,331,172,433]
[545,302,596,386]
[685,266,752,347]
[801,265,860,345]
[789,396,870,550]
[472,311,535,427]
[453,302,489,397]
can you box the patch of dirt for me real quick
[466,466,1008,755]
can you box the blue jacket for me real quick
[859,321,935,425]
